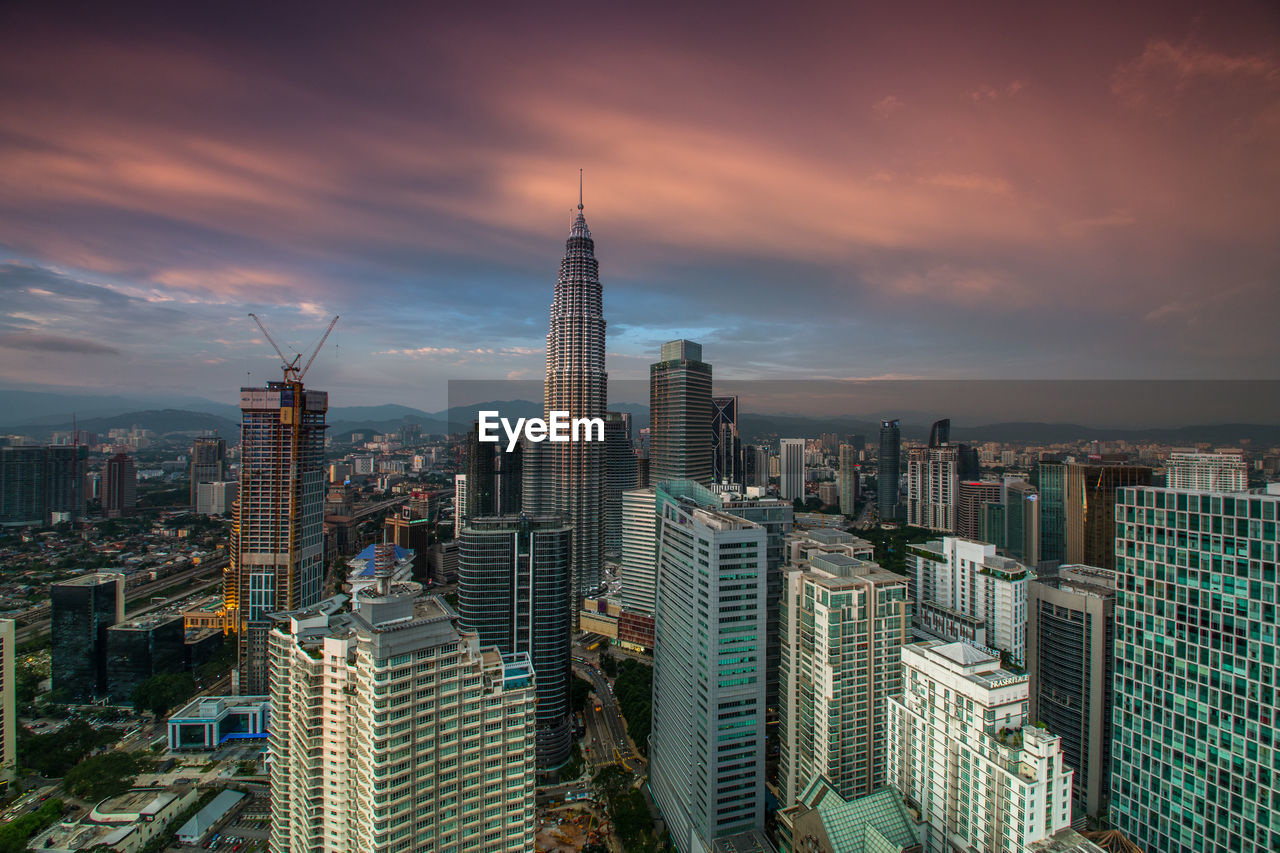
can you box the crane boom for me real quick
[299,315,340,380]
[248,312,302,379]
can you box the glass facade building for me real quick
[877,420,901,522]
[51,572,124,700]
[650,340,713,485]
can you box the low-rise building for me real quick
[167,695,270,750]
[32,787,199,853]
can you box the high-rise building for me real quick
[267,586,537,853]
[604,411,638,556]
[51,572,124,700]
[458,515,573,767]
[620,487,658,614]
[1064,462,1151,572]
[877,420,901,521]
[190,436,227,508]
[1005,479,1041,567]
[1111,485,1280,852]
[838,444,857,516]
[103,451,137,518]
[538,192,607,619]
[780,438,805,501]
[453,473,468,536]
[1165,448,1248,492]
[465,425,496,518]
[0,619,14,782]
[744,445,769,489]
[650,340,713,485]
[957,480,1003,541]
[105,614,186,702]
[226,382,327,695]
[910,537,1030,665]
[0,444,86,525]
[927,418,950,448]
[887,640,1076,852]
[907,445,959,532]
[1038,461,1067,565]
[197,480,238,515]
[778,543,909,806]
[711,396,741,487]
[1027,565,1115,819]
[383,500,432,581]
[651,490,768,850]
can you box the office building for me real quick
[105,614,187,702]
[1064,462,1151,572]
[267,586,537,853]
[539,194,607,618]
[196,480,237,516]
[620,487,658,614]
[878,420,901,522]
[712,396,741,486]
[1005,479,1041,567]
[1111,485,1280,852]
[383,501,432,581]
[465,425,496,518]
[744,445,769,489]
[957,480,1003,541]
[190,436,227,508]
[51,572,124,700]
[1027,565,1115,818]
[651,491,768,851]
[226,382,327,695]
[780,438,805,501]
[887,640,1076,853]
[906,446,959,533]
[838,444,857,516]
[1,619,13,781]
[458,515,573,767]
[778,547,909,806]
[927,418,950,448]
[604,411,638,556]
[0,444,86,526]
[910,537,1029,665]
[1165,448,1248,492]
[650,340,713,484]
[103,452,138,518]
[1038,461,1067,565]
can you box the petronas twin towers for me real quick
[525,189,607,624]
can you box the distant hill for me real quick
[0,388,239,426]
[12,409,239,439]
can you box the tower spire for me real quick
[578,168,583,211]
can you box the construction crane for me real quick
[248,313,339,383]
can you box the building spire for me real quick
[578,168,583,211]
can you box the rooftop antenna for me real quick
[578,168,583,211]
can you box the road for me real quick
[572,656,638,769]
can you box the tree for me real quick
[18,719,120,777]
[598,648,618,678]
[131,672,197,717]
[570,676,594,713]
[0,798,63,853]
[65,751,149,801]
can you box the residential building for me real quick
[453,473,467,536]
[957,480,1003,541]
[650,340,713,484]
[1165,448,1248,492]
[838,444,857,516]
[104,451,138,518]
[605,411,638,556]
[780,439,805,501]
[818,481,839,507]
[1065,462,1151,571]
[51,572,124,700]
[0,444,85,526]
[267,586,537,853]
[651,490,768,851]
[778,547,909,806]
[887,640,1076,853]
[458,515,573,767]
[189,436,227,508]
[196,480,238,515]
[1027,565,1115,818]
[878,420,901,522]
[906,446,959,533]
[227,382,327,695]
[1111,485,1280,852]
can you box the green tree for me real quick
[18,719,121,777]
[131,671,197,717]
[0,798,63,853]
[570,676,594,713]
[65,752,150,802]
[613,659,654,757]
[598,648,618,678]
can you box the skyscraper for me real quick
[267,587,537,853]
[779,438,804,501]
[1004,479,1041,566]
[190,436,227,508]
[1064,462,1151,571]
[0,444,85,525]
[650,340,713,484]
[0,619,14,782]
[1111,485,1280,852]
[779,540,909,806]
[620,487,658,614]
[838,444,857,516]
[1027,565,1115,818]
[957,480,1003,540]
[539,190,607,618]
[1038,460,1067,564]
[226,381,328,695]
[711,395,741,486]
[51,572,124,700]
[877,420,901,521]
[906,445,959,532]
[458,515,573,767]
[464,424,496,518]
[453,473,468,536]
[103,451,137,518]
[651,490,768,850]
[927,418,950,448]
[604,411,638,556]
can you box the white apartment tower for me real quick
[778,543,910,807]
[1165,448,1248,492]
[651,495,768,852]
[267,583,537,853]
[887,640,1075,853]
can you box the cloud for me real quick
[872,95,904,118]
[0,332,120,355]
[1111,38,1280,115]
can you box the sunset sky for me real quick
[1,1,1277,410]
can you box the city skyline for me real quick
[1,1,1277,409]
